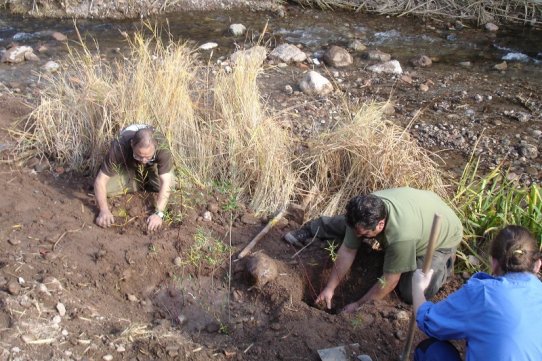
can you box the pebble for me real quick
[103,355,113,361]
[56,302,66,316]
[51,31,68,41]
[357,355,373,361]
[229,24,246,37]
[61,329,68,336]
[8,239,21,245]
[419,83,429,92]
[207,202,219,213]
[485,22,499,32]
[42,61,60,72]
[199,42,218,51]
[173,256,183,266]
[284,84,293,95]
[202,211,212,222]
[18,277,25,285]
[494,61,507,71]
[116,345,125,352]
[52,315,62,324]
[127,294,138,302]
[11,347,21,353]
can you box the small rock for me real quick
[485,22,499,32]
[173,256,183,267]
[459,61,472,68]
[229,24,246,37]
[394,310,410,321]
[1,45,34,63]
[116,345,126,352]
[323,45,353,68]
[37,283,50,294]
[518,144,538,159]
[410,55,432,67]
[419,83,429,92]
[202,211,212,222]
[474,94,483,102]
[56,302,66,317]
[52,315,62,324]
[43,276,63,291]
[103,355,113,361]
[199,42,218,51]
[207,202,219,213]
[348,39,366,52]
[24,52,40,62]
[42,61,60,72]
[494,61,507,71]
[241,213,260,225]
[8,239,21,245]
[394,330,405,340]
[18,277,25,285]
[299,71,333,96]
[532,130,542,137]
[11,347,21,353]
[269,43,307,63]
[246,252,278,287]
[382,102,395,115]
[51,31,68,41]
[357,355,373,361]
[366,49,391,62]
[284,84,293,95]
[61,329,69,336]
[127,294,138,302]
[400,74,412,84]
[37,45,48,53]
[7,281,21,295]
[367,60,402,74]
[230,46,266,66]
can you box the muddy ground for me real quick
[1,9,541,360]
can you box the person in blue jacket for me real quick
[411,225,542,361]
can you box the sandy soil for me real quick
[0,95,466,361]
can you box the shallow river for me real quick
[1,6,541,87]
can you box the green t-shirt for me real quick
[343,187,463,274]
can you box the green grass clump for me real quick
[452,158,542,271]
[182,228,231,275]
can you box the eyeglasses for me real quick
[133,150,156,164]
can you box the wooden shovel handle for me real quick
[400,213,442,361]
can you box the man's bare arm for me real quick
[316,244,358,309]
[94,171,114,227]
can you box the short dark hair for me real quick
[345,194,387,230]
[490,225,540,274]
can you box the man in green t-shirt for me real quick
[94,125,175,232]
[283,187,463,312]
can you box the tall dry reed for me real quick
[301,101,446,219]
[294,0,541,27]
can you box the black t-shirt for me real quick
[100,126,173,177]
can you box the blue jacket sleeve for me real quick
[416,279,484,340]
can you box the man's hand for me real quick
[412,269,434,292]
[342,301,360,314]
[147,214,163,232]
[96,210,114,228]
[315,287,334,309]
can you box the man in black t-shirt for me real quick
[94,125,175,232]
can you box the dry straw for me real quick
[301,101,446,219]
[293,0,542,27]
[14,28,444,218]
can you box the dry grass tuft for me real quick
[301,101,446,218]
[211,54,297,214]
[293,0,542,27]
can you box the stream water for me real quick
[1,7,541,86]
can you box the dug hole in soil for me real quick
[0,96,463,361]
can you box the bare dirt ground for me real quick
[0,94,466,361]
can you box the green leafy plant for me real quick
[452,158,542,272]
[324,240,339,262]
[182,227,231,274]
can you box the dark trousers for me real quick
[307,216,455,303]
[414,338,462,361]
